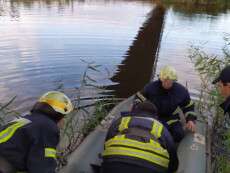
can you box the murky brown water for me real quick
[0,0,230,111]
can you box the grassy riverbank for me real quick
[189,35,230,173]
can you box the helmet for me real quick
[38,91,73,115]
[159,65,177,81]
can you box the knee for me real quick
[173,129,185,143]
[169,124,185,143]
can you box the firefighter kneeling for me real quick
[0,91,73,173]
[101,101,178,173]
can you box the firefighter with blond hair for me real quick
[134,65,197,143]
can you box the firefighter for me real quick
[134,65,197,142]
[101,101,178,173]
[0,91,73,173]
[212,65,230,117]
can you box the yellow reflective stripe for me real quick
[103,146,169,168]
[136,92,146,102]
[45,148,56,158]
[172,107,180,115]
[185,111,197,117]
[185,100,194,108]
[118,117,131,132]
[0,118,31,144]
[151,120,163,138]
[157,123,163,138]
[40,98,66,110]
[105,136,169,158]
[166,119,179,125]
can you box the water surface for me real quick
[0,0,230,111]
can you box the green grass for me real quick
[81,100,115,137]
[56,60,118,170]
[189,34,230,173]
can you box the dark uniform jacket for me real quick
[220,96,230,117]
[103,112,179,173]
[136,80,197,123]
[0,112,59,173]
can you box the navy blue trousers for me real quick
[162,121,185,143]
[168,121,185,143]
[100,162,166,173]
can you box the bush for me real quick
[189,34,230,173]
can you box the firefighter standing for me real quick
[0,91,73,173]
[135,65,197,142]
[101,101,178,173]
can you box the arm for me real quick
[179,90,197,132]
[133,83,152,107]
[180,90,197,122]
[133,90,147,104]
[159,128,179,173]
[27,125,59,173]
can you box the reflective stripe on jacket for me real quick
[135,80,197,123]
[0,118,31,144]
[102,116,170,168]
[0,112,59,173]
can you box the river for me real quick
[0,0,229,112]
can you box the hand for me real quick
[186,120,196,133]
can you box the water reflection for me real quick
[0,0,154,111]
[107,5,165,98]
[0,0,20,18]
[11,0,75,7]
[165,2,230,16]
[0,0,230,112]
[1,0,229,19]
[155,3,230,97]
